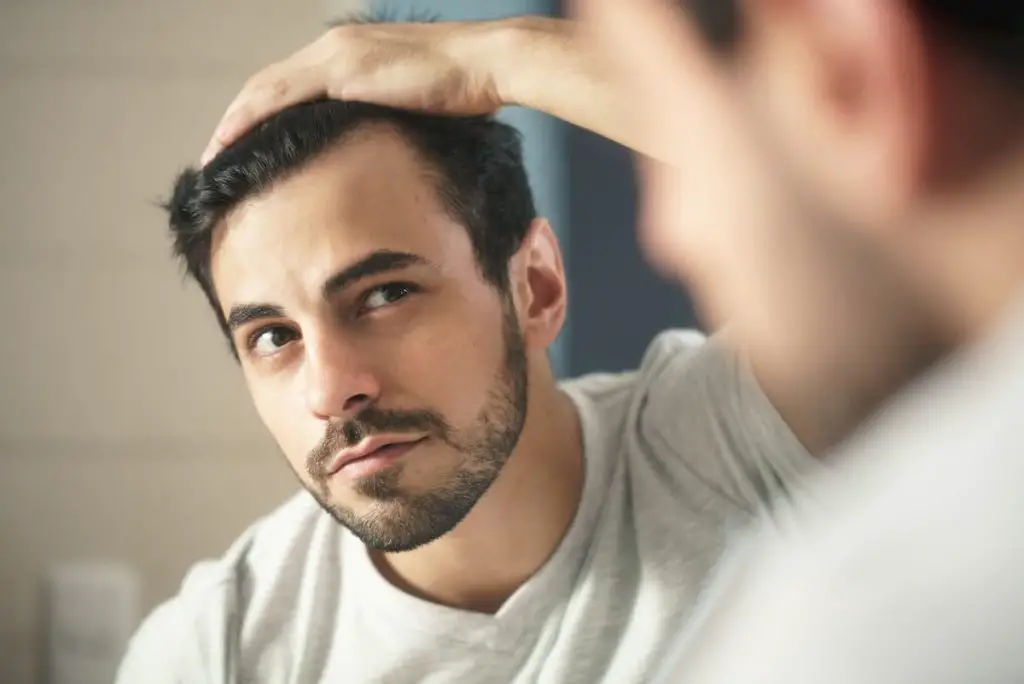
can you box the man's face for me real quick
[209,126,529,552]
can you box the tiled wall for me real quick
[0,1,363,681]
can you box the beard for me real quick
[299,298,529,553]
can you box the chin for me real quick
[321,484,482,553]
[345,502,459,553]
[309,454,502,551]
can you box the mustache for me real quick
[307,405,449,478]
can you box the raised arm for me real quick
[202,17,640,164]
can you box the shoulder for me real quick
[561,329,709,419]
[577,328,725,401]
[565,328,736,426]
[117,493,335,681]
[635,328,742,399]
[573,328,814,515]
[181,491,332,606]
[666,366,1024,684]
[559,328,727,447]
[638,328,712,375]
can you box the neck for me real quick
[745,241,945,457]
[756,94,1024,455]
[371,370,583,614]
[919,139,1024,345]
[737,200,949,458]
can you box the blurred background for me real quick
[0,0,696,681]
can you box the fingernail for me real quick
[200,143,218,165]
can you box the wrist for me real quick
[452,16,569,109]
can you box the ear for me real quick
[743,0,930,225]
[508,218,567,350]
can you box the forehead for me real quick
[210,125,475,304]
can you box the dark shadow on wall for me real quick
[564,124,701,376]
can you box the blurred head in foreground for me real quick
[581,0,1024,407]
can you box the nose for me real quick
[301,330,381,421]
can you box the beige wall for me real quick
[0,1,363,681]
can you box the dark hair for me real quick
[918,2,1024,83]
[687,0,1024,84]
[165,101,537,352]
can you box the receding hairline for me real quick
[208,119,469,256]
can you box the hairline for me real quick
[202,118,512,352]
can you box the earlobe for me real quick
[818,0,930,217]
[747,0,931,223]
[856,0,930,213]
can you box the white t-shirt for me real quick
[116,330,815,683]
[654,305,1024,684]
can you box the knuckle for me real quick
[322,24,355,51]
[266,77,290,100]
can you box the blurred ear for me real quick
[508,218,567,350]
[741,0,930,226]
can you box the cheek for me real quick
[247,375,319,474]
[388,303,508,423]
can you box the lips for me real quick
[326,434,426,476]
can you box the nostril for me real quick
[343,393,371,413]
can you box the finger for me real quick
[201,64,327,164]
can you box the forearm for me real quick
[462,17,655,159]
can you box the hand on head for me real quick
[200,20,503,164]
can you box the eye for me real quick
[360,282,418,313]
[248,326,298,356]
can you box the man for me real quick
[195,1,1024,680]
[116,49,817,682]
[575,0,1024,681]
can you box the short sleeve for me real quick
[633,330,818,514]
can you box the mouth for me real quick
[326,435,428,478]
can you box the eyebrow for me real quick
[226,303,285,332]
[224,249,428,332]
[321,249,427,299]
